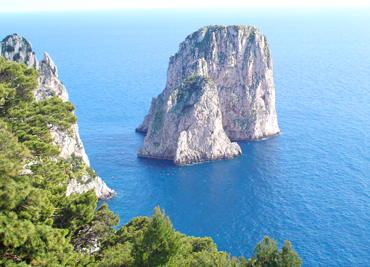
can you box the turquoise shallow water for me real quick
[1,7,370,266]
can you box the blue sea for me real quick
[1,7,370,266]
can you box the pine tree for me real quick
[240,236,302,267]
[279,241,302,267]
[133,207,180,267]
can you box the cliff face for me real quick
[0,34,115,199]
[137,25,279,165]
[138,74,242,165]
[66,175,115,200]
[0,34,85,160]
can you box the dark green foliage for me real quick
[87,166,97,178]
[95,242,135,267]
[58,190,97,230]
[0,83,16,107]
[149,110,164,137]
[0,123,78,265]
[29,158,69,195]
[69,202,119,251]
[8,96,77,157]
[96,208,182,267]
[0,56,38,103]
[63,153,97,184]
[241,236,302,267]
[0,120,30,178]
[279,241,302,267]
[0,212,77,266]
[247,235,279,266]
[104,216,150,249]
[90,204,120,241]
[176,75,212,105]
[168,235,233,267]
[132,207,181,266]
[96,216,150,266]
[0,57,96,266]
[0,56,77,157]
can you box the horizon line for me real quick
[1,5,370,13]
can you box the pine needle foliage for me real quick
[0,57,99,266]
[132,207,181,266]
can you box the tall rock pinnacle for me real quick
[137,25,280,165]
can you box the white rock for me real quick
[0,34,38,69]
[49,123,90,166]
[137,25,280,165]
[1,34,115,199]
[66,175,115,200]
[138,75,242,165]
[35,52,69,102]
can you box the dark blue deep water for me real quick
[1,7,370,266]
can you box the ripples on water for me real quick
[1,7,370,266]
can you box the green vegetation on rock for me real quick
[0,57,77,157]
[0,58,301,266]
[65,153,96,183]
[176,75,212,103]
[0,57,99,265]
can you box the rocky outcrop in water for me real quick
[137,25,279,165]
[1,34,115,199]
[138,74,242,165]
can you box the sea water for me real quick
[1,7,370,266]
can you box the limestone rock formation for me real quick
[49,123,90,167]
[138,75,242,165]
[1,34,115,199]
[66,175,115,200]
[36,52,69,102]
[137,25,280,165]
[0,34,39,69]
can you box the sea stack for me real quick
[0,34,115,199]
[137,25,280,165]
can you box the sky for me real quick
[1,0,370,12]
